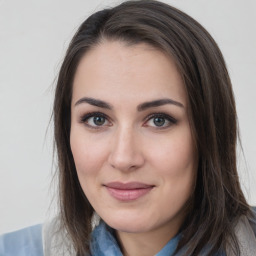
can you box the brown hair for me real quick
[53,0,250,255]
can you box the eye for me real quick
[152,117,166,127]
[80,112,111,128]
[144,113,177,128]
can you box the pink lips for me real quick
[104,182,154,201]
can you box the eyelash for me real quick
[143,113,177,129]
[80,112,110,129]
[79,112,177,130]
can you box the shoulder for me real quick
[0,224,43,256]
[227,207,256,256]
[42,217,75,256]
[250,206,256,236]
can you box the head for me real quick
[53,0,249,255]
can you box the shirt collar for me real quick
[90,221,180,256]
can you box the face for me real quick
[70,40,198,236]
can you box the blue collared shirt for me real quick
[0,221,181,256]
[90,221,181,255]
[0,221,226,256]
[0,224,43,256]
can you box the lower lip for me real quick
[105,187,153,201]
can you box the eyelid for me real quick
[80,112,112,129]
[80,112,107,122]
[143,112,177,128]
[79,111,177,129]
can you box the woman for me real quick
[1,0,255,255]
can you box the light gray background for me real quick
[0,0,255,234]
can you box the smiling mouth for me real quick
[104,182,155,201]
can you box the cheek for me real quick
[70,131,108,206]
[147,128,197,175]
[70,127,108,179]
[145,126,197,203]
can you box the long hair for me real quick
[53,1,250,255]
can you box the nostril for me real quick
[108,152,144,172]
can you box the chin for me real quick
[102,212,153,233]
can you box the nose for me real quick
[108,127,145,172]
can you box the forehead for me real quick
[72,40,187,107]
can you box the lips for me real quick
[104,182,154,201]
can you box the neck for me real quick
[116,220,181,256]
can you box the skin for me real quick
[70,40,198,256]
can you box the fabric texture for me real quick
[42,217,75,256]
[0,224,43,256]
[227,215,256,256]
[90,221,181,256]
[0,208,255,256]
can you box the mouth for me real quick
[104,182,155,201]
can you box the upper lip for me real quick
[104,182,154,190]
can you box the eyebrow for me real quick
[137,98,184,111]
[74,97,113,109]
[74,97,184,110]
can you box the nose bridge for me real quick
[108,124,144,171]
